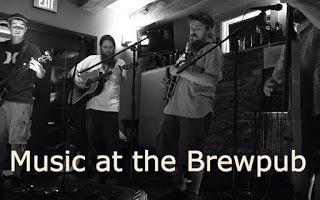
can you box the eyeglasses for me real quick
[10,25,26,30]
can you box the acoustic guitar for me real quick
[68,63,136,107]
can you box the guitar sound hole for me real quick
[85,79,92,88]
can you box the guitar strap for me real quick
[12,41,30,73]
[5,40,30,81]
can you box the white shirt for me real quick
[75,55,126,112]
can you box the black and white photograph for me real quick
[0,0,319,199]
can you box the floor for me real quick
[1,167,298,200]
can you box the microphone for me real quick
[143,29,161,35]
[249,3,283,11]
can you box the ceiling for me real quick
[79,0,261,27]
[79,0,209,25]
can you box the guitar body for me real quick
[68,62,136,106]
[68,70,104,107]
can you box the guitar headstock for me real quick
[37,50,53,64]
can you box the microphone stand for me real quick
[61,35,84,194]
[79,37,148,74]
[175,10,267,200]
[129,44,137,187]
[282,4,295,111]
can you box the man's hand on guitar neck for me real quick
[168,60,186,76]
[169,65,179,76]
[29,57,46,79]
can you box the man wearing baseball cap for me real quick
[0,13,46,188]
[157,12,223,200]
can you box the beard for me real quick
[101,51,116,66]
[188,35,206,52]
[293,9,307,23]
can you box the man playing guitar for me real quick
[157,12,223,200]
[71,35,126,184]
[0,13,46,188]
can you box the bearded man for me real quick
[72,35,126,184]
[156,12,223,200]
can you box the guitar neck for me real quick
[89,63,134,83]
[0,63,30,87]
[0,51,52,88]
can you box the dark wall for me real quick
[29,27,95,155]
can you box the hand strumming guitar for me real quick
[110,65,124,84]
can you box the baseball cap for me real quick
[188,12,214,29]
[8,13,28,26]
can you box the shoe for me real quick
[184,190,201,200]
[160,189,185,200]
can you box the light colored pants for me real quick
[0,101,33,144]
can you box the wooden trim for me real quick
[80,0,117,13]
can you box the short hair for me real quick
[188,12,214,29]
[8,13,28,26]
[99,35,116,48]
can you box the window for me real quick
[221,10,271,53]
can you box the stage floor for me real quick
[1,168,297,200]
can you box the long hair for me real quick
[99,35,116,67]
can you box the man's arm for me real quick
[281,0,320,29]
[70,56,91,88]
[263,46,285,97]
[171,68,218,87]
[29,58,46,79]
[29,46,46,79]
[110,59,126,84]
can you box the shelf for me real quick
[224,41,285,55]
[139,49,175,57]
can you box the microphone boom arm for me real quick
[78,36,148,74]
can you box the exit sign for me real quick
[34,0,58,13]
